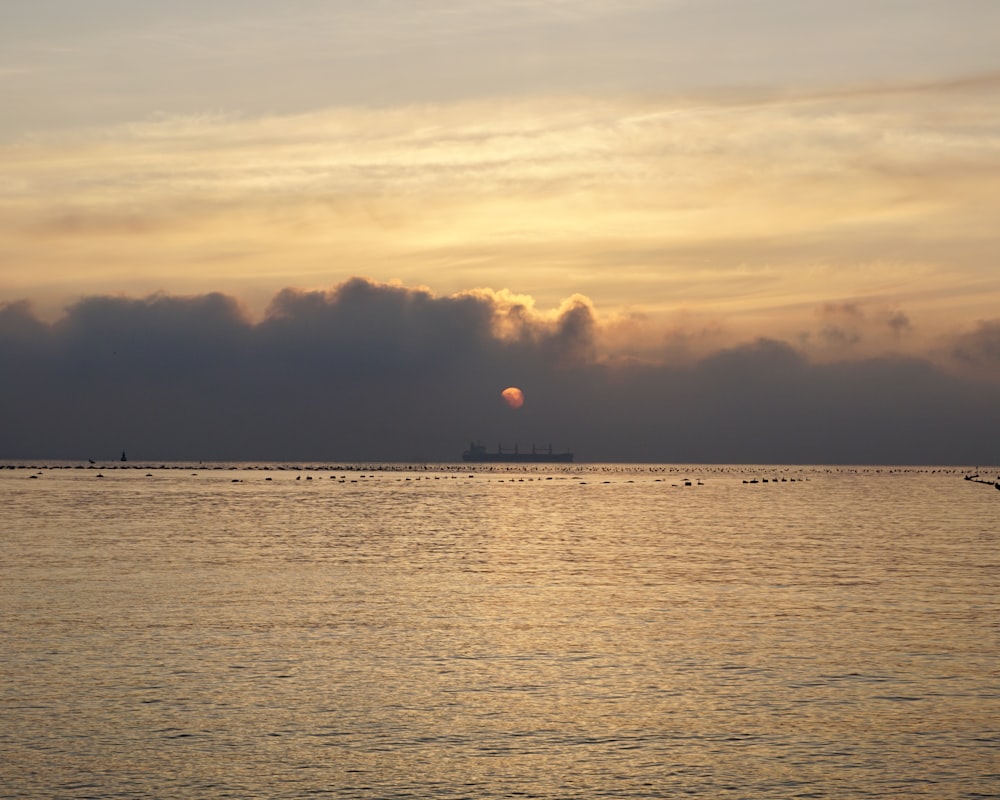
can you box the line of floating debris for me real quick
[964,472,1000,491]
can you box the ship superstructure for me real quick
[461,442,574,463]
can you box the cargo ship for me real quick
[462,441,574,463]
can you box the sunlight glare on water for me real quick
[2,463,998,798]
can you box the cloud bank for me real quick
[2,279,997,464]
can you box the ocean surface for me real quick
[2,462,998,799]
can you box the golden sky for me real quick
[2,0,999,369]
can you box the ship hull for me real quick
[462,452,574,463]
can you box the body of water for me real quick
[2,462,998,798]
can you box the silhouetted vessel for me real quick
[462,441,574,463]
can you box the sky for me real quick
[1,0,999,463]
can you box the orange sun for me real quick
[501,386,525,409]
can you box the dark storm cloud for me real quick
[545,297,597,366]
[259,279,500,375]
[1,281,997,464]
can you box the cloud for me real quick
[952,319,1000,370]
[1,279,997,464]
[887,310,912,334]
[801,301,916,356]
[3,79,999,329]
